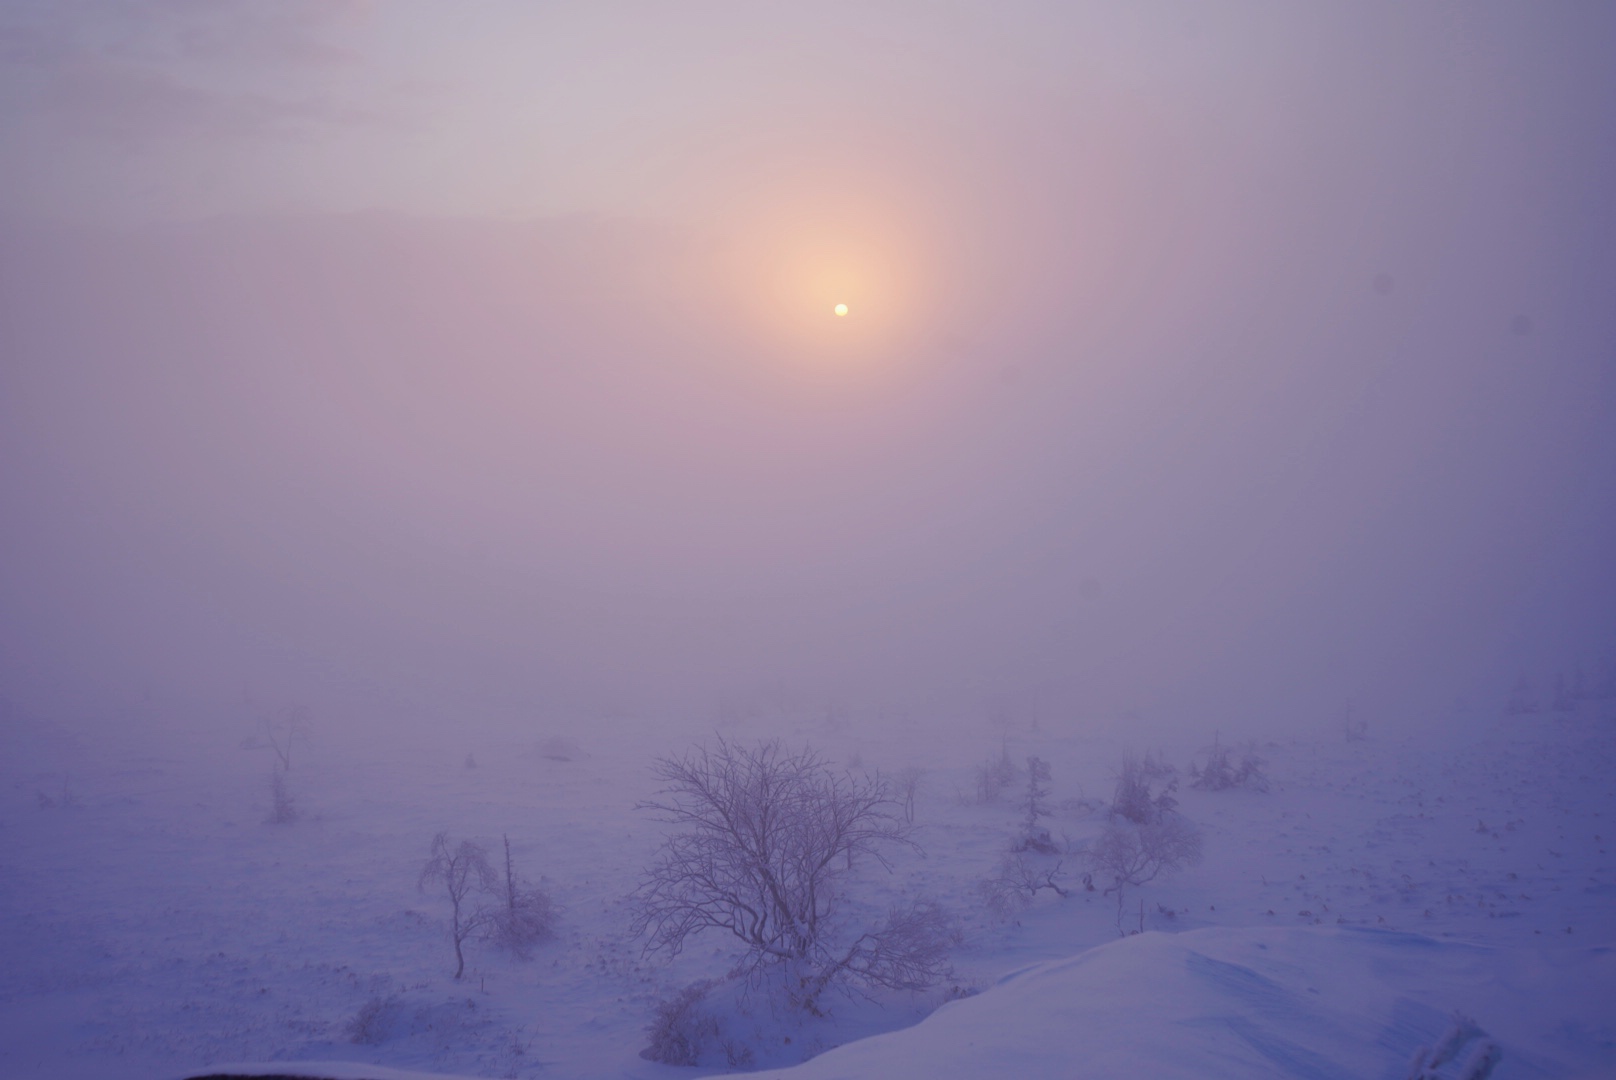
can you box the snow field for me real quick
[1,696,1612,1078]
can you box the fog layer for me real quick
[1,4,1612,734]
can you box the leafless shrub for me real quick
[1405,1012,1501,1080]
[419,832,497,978]
[1552,673,1577,712]
[1338,699,1368,741]
[1087,815,1203,935]
[267,767,298,824]
[632,738,947,1005]
[489,834,556,957]
[974,739,1020,803]
[1507,675,1540,715]
[1110,750,1178,824]
[35,773,77,810]
[896,766,924,823]
[538,736,581,762]
[980,852,1070,918]
[1187,735,1270,793]
[641,979,721,1066]
[346,995,399,1045]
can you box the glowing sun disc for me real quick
[834,303,849,317]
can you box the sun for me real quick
[833,303,849,317]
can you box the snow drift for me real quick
[736,926,1612,1080]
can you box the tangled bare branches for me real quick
[632,738,910,970]
[632,738,953,1005]
[980,852,1071,918]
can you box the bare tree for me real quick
[1087,816,1203,936]
[267,767,297,824]
[1014,755,1058,853]
[632,738,947,1002]
[263,705,311,772]
[419,832,497,978]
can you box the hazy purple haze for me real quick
[2,2,1613,735]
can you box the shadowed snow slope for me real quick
[734,926,1612,1080]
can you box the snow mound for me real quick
[733,926,1613,1080]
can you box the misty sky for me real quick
[1,2,1613,731]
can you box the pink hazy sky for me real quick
[1,3,1613,730]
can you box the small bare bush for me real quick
[1506,675,1540,715]
[1187,735,1270,793]
[896,766,924,823]
[489,834,555,957]
[346,995,399,1045]
[974,739,1020,803]
[538,736,582,762]
[642,979,721,1066]
[419,832,497,978]
[1110,750,1178,824]
[35,774,77,810]
[1405,1012,1501,1080]
[1552,673,1577,712]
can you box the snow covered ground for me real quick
[2,694,1613,1079]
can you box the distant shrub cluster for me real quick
[1187,736,1270,793]
[967,744,1216,936]
[1508,663,1616,715]
[1109,750,1179,825]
